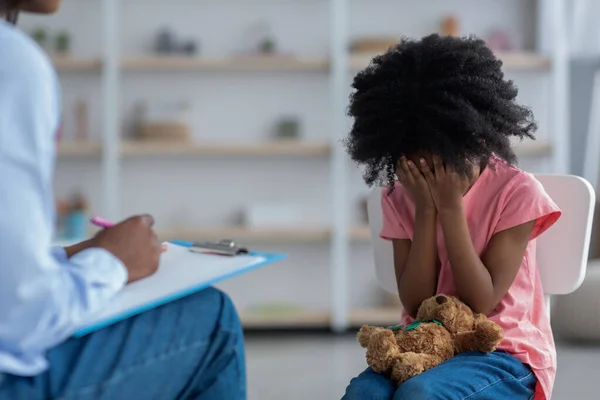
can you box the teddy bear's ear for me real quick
[357,325,376,348]
[415,296,438,320]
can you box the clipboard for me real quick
[73,240,286,337]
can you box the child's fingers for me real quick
[395,165,405,184]
[432,155,444,174]
[396,169,406,185]
[161,244,168,253]
[396,167,404,185]
[419,158,435,182]
[397,157,413,185]
[400,157,412,180]
[398,157,410,175]
[406,160,423,180]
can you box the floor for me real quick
[245,333,599,399]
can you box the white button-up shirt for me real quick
[0,21,127,377]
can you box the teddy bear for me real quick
[357,294,504,385]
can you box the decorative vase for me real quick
[65,210,88,241]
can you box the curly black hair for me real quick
[345,34,537,191]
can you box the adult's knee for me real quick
[192,287,230,309]
[194,287,239,322]
[168,287,242,336]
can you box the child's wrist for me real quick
[416,204,437,219]
[437,203,465,220]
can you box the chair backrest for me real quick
[367,174,595,297]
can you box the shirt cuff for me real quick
[69,248,128,291]
[50,246,68,263]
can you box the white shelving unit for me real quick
[38,0,570,331]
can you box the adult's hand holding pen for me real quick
[93,214,161,283]
[65,215,161,283]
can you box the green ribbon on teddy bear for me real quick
[387,319,443,332]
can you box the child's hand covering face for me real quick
[396,157,435,211]
[419,155,472,212]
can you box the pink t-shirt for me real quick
[380,157,561,400]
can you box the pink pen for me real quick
[90,216,115,229]
[90,216,169,253]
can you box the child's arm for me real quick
[394,207,439,317]
[419,157,537,315]
[392,159,439,317]
[439,206,534,315]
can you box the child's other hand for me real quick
[419,156,470,212]
[396,157,435,212]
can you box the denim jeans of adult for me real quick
[342,351,537,400]
[0,287,246,400]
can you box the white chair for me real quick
[366,174,596,320]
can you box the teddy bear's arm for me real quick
[364,328,402,373]
[390,352,444,385]
[454,319,504,354]
[454,331,481,353]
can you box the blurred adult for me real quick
[0,2,246,399]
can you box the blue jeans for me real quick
[343,351,536,400]
[0,287,246,400]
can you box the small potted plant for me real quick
[31,27,48,49]
[55,31,71,55]
[259,37,276,54]
[274,117,300,140]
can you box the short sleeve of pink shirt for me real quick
[494,174,561,240]
[380,189,410,240]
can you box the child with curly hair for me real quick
[342,34,561,400]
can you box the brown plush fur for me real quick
[357,295,504,385]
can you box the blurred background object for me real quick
[22,0,600,398]
[132,100,191,142]
[55,191,89,243]
[441,15,460,37]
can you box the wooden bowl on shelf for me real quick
[350,37,400,54]
[135,122,190,142]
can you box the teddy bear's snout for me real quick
[435,295,447,304]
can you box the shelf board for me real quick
[513,140,554,157]
[349,308,402,327]
[349,226,371,241]
[239,308,402,329]
[56,141,102,157]
[348,53,377,70]
[349,51,550,71]
[159,226,373,243]
[120,141,331,157]
[57,140,552,160]
[49,53,550,73]
[241,309,331,329]
[52,56,102,71]
[158,226,333,243]
[122,56,330,72]
[495,52,551,70]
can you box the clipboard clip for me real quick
[189,239,249,256]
